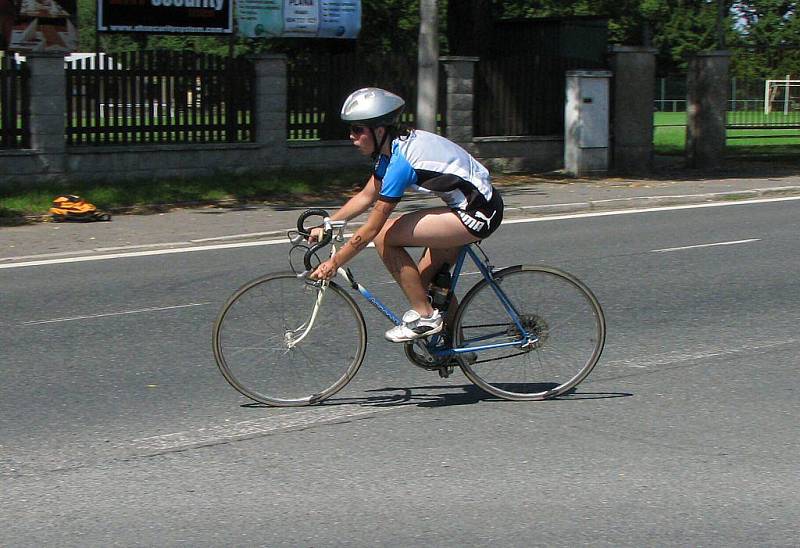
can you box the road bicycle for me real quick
[213,209,606,406]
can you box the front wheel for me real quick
[452,265,606,400]
[213,272,367,406]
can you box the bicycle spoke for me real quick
[213,274,366,406]
[454,266,605,400]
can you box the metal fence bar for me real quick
[655,75,800,129]
[286,50,429,141]
[65,50,254,146]
[0,55,30,149]
[475,53,601,137]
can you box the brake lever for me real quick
[296,271,326,290]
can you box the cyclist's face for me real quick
[349,124,371,155]
[350,125,385,156]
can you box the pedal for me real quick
[437,366,453,378]
[412,339,436,364]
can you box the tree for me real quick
[77,1,795,81]
[730,1,800,78]
[649,1,726,72]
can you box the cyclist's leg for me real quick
[373,207,478,316]
[418,246,462,326]
[418,246,461,287]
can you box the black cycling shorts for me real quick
[453,190,504,239]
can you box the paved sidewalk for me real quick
[3,166,800,264]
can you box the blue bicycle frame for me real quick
[339,244,537,359]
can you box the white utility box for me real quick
[565,70,613,176]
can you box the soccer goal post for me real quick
[764,77,800,115]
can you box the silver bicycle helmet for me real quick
[341,87,405,128]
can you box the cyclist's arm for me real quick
[335,199,394,266]
[310,199,395,280]
[331,175,381,222]
[309,176,379,243]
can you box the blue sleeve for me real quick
[377,149,417,203]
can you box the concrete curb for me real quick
[4,185,800,264]
[166,185,800,246]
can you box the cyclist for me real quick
[309,87,504,343]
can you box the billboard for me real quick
[1,0,78,52]
[237,0,360,39]
[97,0,233,34]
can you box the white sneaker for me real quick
[385,309,443,343]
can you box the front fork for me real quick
[285,279,328,348]
[286,238,344,348]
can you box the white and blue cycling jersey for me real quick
[373,130,503,237]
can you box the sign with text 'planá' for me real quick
[237,0,360,39]
[97,0,233,34]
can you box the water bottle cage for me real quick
[429,285,451,311]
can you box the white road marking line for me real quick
[650,238,761,253]
[2,195,799,271]
[604,339,796,369]
[0,238,289,270]
[501,195,800,224]
[134,403,410,453]
[21,302,211,325]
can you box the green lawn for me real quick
[654,111,800,155]
[0,168,366,222]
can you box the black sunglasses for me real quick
[349,125,369,136]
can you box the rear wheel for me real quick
[452,265,605,400]
[213,273,367,406]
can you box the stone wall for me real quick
[1,50,675,186]
[610,47,658,174]
[0,53,366,188]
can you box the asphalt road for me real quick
[2,198,798,546]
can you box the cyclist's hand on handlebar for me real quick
[309,259,337,281]
[308,227,325,245]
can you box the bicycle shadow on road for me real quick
[313,384,632,409]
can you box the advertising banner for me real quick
[1,0,79,52]
[236,0,282,37]
[97,0,234,34]
[318,0,360,38]
[237,0,359,39]
[283,0,318,36]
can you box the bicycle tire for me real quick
[452,265,606,401]
[213,272,367,406]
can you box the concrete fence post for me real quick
[686,51,731,169]
[26,52,66,177]
[610,46,657,174]
[250,53,288,168]
[439,56,479,146]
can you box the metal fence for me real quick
[727,107,800,129]
[65,51,254,146]
[655,76,800,129]
[286,50,446,140]
[474,17,608,137]
[476,54,605,136]
[0,54,30,149]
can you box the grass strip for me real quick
[0,168,367,222]
[654,112,800,155]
